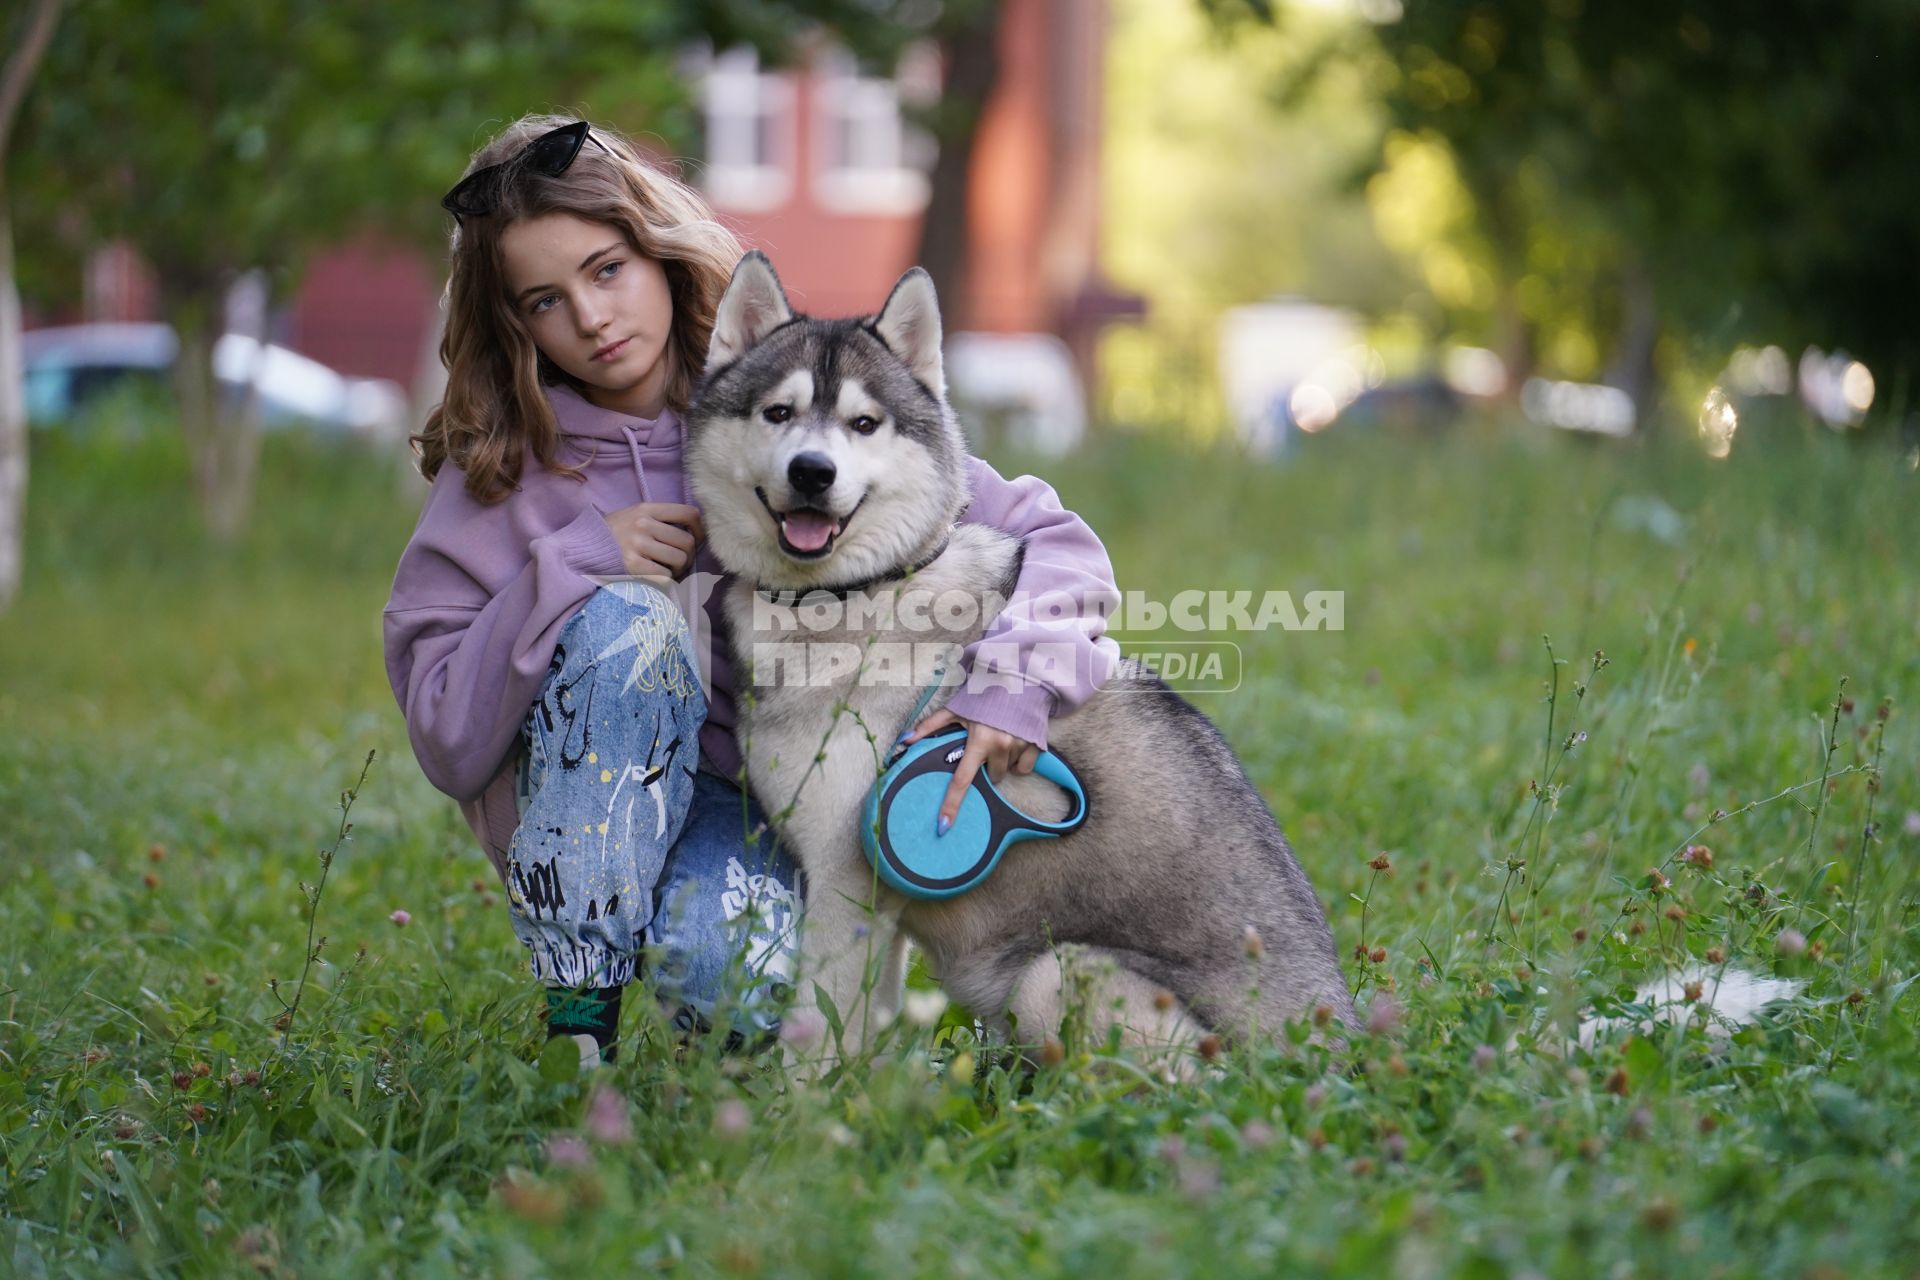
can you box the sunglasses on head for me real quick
[440,120,607,221]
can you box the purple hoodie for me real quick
[383,382,1121,869]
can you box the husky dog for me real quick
[684,252,1353,1064]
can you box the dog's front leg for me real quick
[786,855,904,1076]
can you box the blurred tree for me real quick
[12,0,938,539]
[904,0,1003,331]
[1546,2,1920,421]
[0,0,63,613]
[1265,1,1920,425]
[1100,0,1409,432]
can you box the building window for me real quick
[694,45,795,212]
[811,43,939,216]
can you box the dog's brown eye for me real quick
[850,415,880,435]
[762,404,792,424]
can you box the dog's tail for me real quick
[1574,964,1802,1050]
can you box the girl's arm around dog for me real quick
[944,458,1122,752]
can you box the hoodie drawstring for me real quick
[622,426,653,505]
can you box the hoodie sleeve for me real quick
[383,505,627,802]
[944,457,1121,750]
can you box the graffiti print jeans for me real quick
[507,581,801,1039]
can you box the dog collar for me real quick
[754,532,953,607]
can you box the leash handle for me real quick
[916,725,1089,839]
[865,725,1091,900]
[1007,746,1088,835]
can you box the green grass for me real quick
[2,413,1917,1276]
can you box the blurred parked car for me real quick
[1338,375,1465,432]
[22,322,408,441]
[1248,373,1464,458]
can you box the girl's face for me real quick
[499,211,676,419]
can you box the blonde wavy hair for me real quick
[413,113,743,503]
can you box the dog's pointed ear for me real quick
[708,251,794,371]
[872,267,945,397]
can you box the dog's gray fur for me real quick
[686,252,1354,1064]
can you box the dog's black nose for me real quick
[788,452,836,498]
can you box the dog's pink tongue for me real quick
[782,510,837,552]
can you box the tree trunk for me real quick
[913,6,1002,332]
[0,0,68,612]
[171,294,263,542]
[1604,260,1659,430]
[1474,175,1534,400]
[209,348,266,541]
[0,203,26,609]
[397,294,446,494]
[1491,278,1534,399]
[172,310,219,513]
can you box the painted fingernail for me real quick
[936,815,952,837]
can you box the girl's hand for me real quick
[603,502,705,579]
[900,708,1040,834]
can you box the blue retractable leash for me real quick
[862,720,1090,901]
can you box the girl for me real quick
[383,113,1121,1066]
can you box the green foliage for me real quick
[1100,0,1412,428]
[2,411,1918,1274]
[1268,1,1920,406]
[1106,0,1403,316]
[15,2,677,301]
[12,0,952,304]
